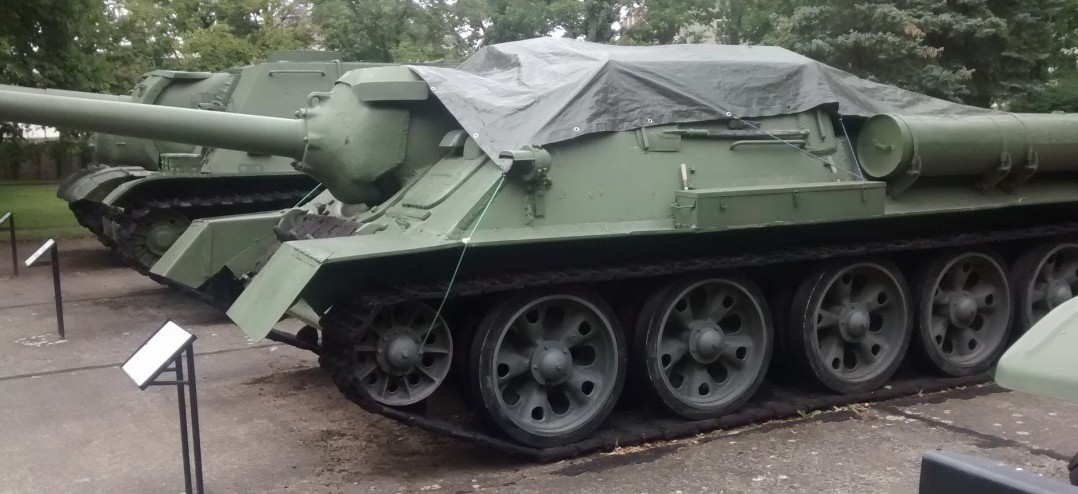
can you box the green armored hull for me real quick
[56,51,385,273]
[6,39,1078,454]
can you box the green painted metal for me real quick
[263,50,344,62]
[95,70,234,169]
[857,113,1078,194]
[226,241,329,337]
[0,84,130,102]
[7,62,1078,343]
[996,296,1078,405]
[0,89,305,157]
[28,54,395,271]
[57,166,154,203]
[152,210,285,289]
[671,182,886,229]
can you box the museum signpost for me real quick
[2,211,16,277]
[122,320,204,494]
[24,238,63,339]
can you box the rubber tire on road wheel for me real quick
[910,248,1013,377]
[1012,239,1078,334]
[470,288,627,448]
[634,275,773,420]
[786,258,913,394]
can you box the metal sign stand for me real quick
[151,343,205,494]
[24,239,63,339]
[1,211,15,277]
[122,321,205,494]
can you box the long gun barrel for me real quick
[0,89,307,159]
[0,84,131,103]
[1,66,437,205]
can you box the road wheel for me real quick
[334,301,452,406]
[787,258,912,394]
[128,210,190,270]
[635,275,773,420]
[1012,240,1078,332]
[471,288,626,447]
[911,249,1012,376]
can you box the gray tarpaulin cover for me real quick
[408,37,989,169]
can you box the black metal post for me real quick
[1,212,15,277]
[50,243,64,339]
[185,348,205,493]
[175,354,194,494]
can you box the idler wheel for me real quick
[1013,240,1078,332]
[129,210,190,270]
[470,289,626,448]
[342,301,452,406]
[788,259,912,394]
[635,275,773,420]
[912,249,1013,376]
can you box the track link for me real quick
[315,221,1078,461]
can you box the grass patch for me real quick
[0,183,89,241]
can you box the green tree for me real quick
[765,2,975,102]
[450,0,623,49]
[0,0,115,92]
[1010,74,1078,112]
[0,0,117,141]
[912,0,1064,107]
[104,0,316,80]
[713,0,796,45]
[176,0,316,71]
[313,0,459,62]
[621,0,715,45]
[755,0,1069,107]
[560,0,621,42]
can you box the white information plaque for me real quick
[122,321,195,389]
[24,238,55,267]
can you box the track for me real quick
[109,187,312,275]
[69,202,116,249]
[315,220,1078,462]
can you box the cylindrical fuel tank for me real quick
[856,113,1078,181]
[1007,114,1078,173]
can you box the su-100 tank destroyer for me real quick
[43,69,234,250]
[5,38,1078,458]
[52,51,388,273]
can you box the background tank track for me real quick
[315,220,1078,462]
[69,201,116,248]
[110,186,313,276]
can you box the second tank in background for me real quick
[59,50,386,274]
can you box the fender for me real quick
[58,166,152,203]
[996,296,1078,404]
[151,210,286,290]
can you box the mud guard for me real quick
[58,166,153,203]
[226,235,457,340]
[150,211,285,289]
[995,296,1078,405]
[98,171,314,209]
